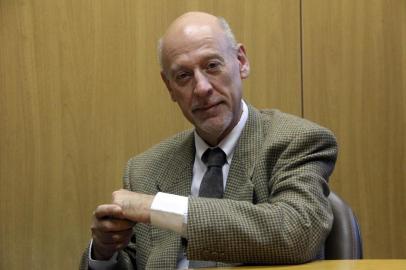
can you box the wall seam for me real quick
[299,0,305,118]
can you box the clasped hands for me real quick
[91,189,154,260]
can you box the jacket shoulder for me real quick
[259,109,336,140]
[129,129,194,166]
[123,129,194,193]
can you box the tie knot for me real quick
[202,147,227,168]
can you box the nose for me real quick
[193,70,213,96]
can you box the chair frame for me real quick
[325,191,363,259]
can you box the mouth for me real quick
[192,102,222,114]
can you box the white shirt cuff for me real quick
[150,192,188,237]
[88,239,118,270]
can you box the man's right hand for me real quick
[91,204,135,260]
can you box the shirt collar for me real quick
[194,100,249,164]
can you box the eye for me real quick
[207,61,221,71]
[175,71,191,82]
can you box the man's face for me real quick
[161,23,250,145]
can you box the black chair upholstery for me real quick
[325,192,363,259]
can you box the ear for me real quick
[236,44,250,79]
[161,71,177,102]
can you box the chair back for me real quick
[325,191,363,259]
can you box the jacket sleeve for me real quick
[186,126,337,264]
[79,243,137,270]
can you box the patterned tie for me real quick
[198,147,227,198]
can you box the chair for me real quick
[324,191,363,259]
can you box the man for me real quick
[80,11,337,269]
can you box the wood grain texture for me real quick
[0,1,301,269]
[302,0,406,259]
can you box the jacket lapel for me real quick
[148,131,195,268]
[156,131,195,196]
[156,105,263,200]
[224,105,264,201]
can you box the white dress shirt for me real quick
[89,101,248,270]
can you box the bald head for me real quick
[156,11,250,145]
[157,12,237,71]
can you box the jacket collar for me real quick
[224,104,264,200]
[156,103,264,199]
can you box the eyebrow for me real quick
[169,53,225,75]
[202,53,225,63]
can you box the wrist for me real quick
[145,195,154,223]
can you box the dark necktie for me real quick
[198,147,227,198]
[187,148,227,268]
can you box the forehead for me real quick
[162,24,230,69]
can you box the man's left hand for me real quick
[112,189,154,224]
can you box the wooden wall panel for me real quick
[0,1,301,269]
[302,0,406,258]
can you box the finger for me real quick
[92,240,125,260]
[94,239,131,257]
[92,227,133,245]
[94,204,124,219]
[92,217,135,232]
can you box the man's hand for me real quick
[91,204,135,260]
[90,190,154,260]
[112,189,155,224]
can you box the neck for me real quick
[197,105,243,146]
[199,131,227,147]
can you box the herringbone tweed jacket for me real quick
[80,104,338,270]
